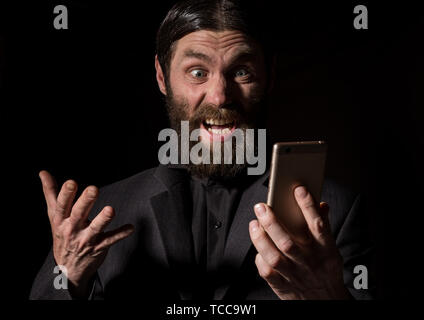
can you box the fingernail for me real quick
[320,202,329,210]
[250,220,259,232]
[87,186,98,198]
[295,186,307,198]
[254,203,266,217]
[67,182,76,191]
[104,206,114,215]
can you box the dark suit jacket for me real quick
[30,164,375,300]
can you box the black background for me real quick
[1,0,423,300]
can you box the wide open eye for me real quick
[190,69,208,78]
[235,68,250,78]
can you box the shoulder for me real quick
[94,166,164,208]
[85,166,165,222]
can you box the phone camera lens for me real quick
[285,147,291,153]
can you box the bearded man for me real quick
[30,0,374,300]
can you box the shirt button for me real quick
[213,221,222,229]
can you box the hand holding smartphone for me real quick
[267,141,327,245]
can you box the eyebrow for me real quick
[183,49,213,63]
[230,50,256,64]
[182,47,257,65]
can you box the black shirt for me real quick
[190,176,242,267]
[187,170,258,299]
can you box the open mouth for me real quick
[200,118,237,141]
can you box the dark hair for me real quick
[156,0,275,80]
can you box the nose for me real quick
[206,75,231,108]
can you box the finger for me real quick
[95,224,135,251]
[249,219,293,278]
[294,186,331,246]
[319,202,330,226]
[255,253,297,300]
[55,179,78,221]
[87,206,115,236]
[39,170,58,213]
[253,203,306,266]
[70,185,98,227]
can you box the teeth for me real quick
[210,128,231,135]
[205,118,233,126]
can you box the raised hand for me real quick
[39,170,134,298]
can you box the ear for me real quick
[155,55,167,96]
[266,53,277,94]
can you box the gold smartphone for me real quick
[267,141,327,244]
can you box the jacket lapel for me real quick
[150,165,195,300]
[150,165,270,300]
[214,171,270,299]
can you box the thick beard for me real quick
[164,83,264,181]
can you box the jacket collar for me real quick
[151,164,195,299]
[215,170,269,299]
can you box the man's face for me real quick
[156,30,268,178]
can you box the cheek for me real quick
[238,83,263,106]
[169,72,204,116]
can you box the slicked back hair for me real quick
[156,0,275,82]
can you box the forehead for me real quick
[172,30,261,62]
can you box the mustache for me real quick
[190,103,244,125]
